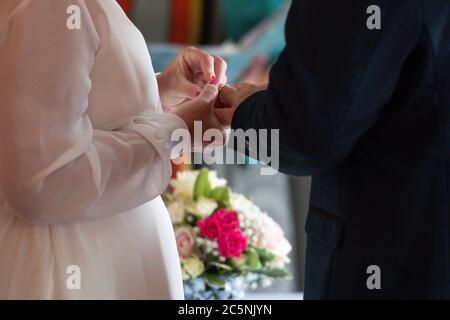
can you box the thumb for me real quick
[214,107,235,126]
[179,79,203,100]
[195,84,219,104]
[177,84,218,116]
[218,85,239,107]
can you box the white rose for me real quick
[230,193,261,220]
[188,197,218,218]
[257,214,292,257]
[170,170,227,199]
[268,255,291,269]
[182,256,205,278]
[167,200,186,224]
[208,171,227,189]
[170,171,199,199]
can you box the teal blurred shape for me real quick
[148,3,288,83]
[219,0,288,42]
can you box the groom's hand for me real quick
[158,47,227,106]
[216,83,267,126]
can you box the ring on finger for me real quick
[218,83,229,92]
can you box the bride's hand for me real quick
[168,83,226,148]
[157,47,227,106]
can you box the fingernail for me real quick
[211,76,219,86]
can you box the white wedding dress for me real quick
[0,0,185,299]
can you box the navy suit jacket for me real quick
[231,0,450,299]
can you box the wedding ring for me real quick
[218,84,232,104]
[218,83,229,93]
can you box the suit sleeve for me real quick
[231,0,420,176]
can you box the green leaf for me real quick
[208,261,233,271]
[245,248,262,270]
[209,186,231,207]
[204,273,226,288]
[254,247,276,264]
[229,257,246,268]
[193,168,211,201]
[235,269,247,277]
[257,268,291,278]
[203,253,218,265]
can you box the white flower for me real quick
[181,268,190,281]
[170,171,199,199]
[257,214,292,257]
[230,193,261,221]
[268,255,291,269]
[188,197,218,218]
[167,200,186,224]
[182,256,205,279]
[230,193,264,246]
[170,170,227,199]
[262,277,273,288]
[208,171,227,189]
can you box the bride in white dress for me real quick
[0,0,226,299]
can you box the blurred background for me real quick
[118,0,310,299]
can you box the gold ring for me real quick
[218,83,230,92]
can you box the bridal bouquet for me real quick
[163,168,292,300]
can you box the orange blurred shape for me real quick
[117,0,134,17]
[170,0,190,43]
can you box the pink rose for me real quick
[198,216,222,240]
[175,227,195,259]
[218,230,248,258]
[257,215,292,256]
[198,209,241,240]
[214,209,240,232]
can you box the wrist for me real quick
[156,71,171,105]
[173,107,194,137]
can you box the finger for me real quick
[199,54,215,84]
[179,78,203,100]
[184,47,215,83]
[218,84,239,107]
[258,83,269,91]
[185,47,215,83]
[196,84,219,104]
[233,82,265,90]
[214,97,230,109]
[212,55,227,85]
[214,107,236,126]
[234,82,248,90]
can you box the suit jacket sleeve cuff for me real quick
[231,91,268,131]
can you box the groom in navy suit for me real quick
[217,0,450,299]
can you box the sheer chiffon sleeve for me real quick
[0,0,185,224]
